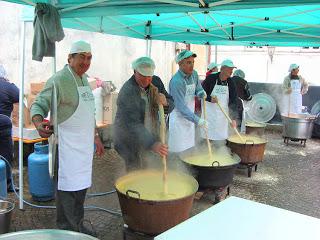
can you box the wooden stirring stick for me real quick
[158,104,168,194]
[216,100,245,143]
[202,98,213,160]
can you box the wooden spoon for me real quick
[158,104,168,194]
[216,100,245,143]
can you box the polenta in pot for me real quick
[115,169,198,201]
[228,134,267,144]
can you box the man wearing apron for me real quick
[113,57,171,171]
[231,69,252,133]
[168,50,208,153]
[31,41,104,235]
[201,59,239,146]
[282,64,309,115]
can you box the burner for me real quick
[238,163,258,178]
[283,137,307,147]
[123,225,155,240]
[196,186,230,204]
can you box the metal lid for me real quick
[0,229,98,240]
[247,93,276,123]
[311,100,320,125]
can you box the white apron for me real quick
[57,67,95,191]
[201,83,229,140]
[282,80,302,115]
[168,83,196,152]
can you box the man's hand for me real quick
[151,142,168,157]
[158,93,168,106]
[198,118,209,131]
[32,115,53,138]
[211,96,218,103]
[286,88,292,94]
[94,134,105,157]
[231,120,237,129]
[197,90,207,99]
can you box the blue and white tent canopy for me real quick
[5,0,320,46]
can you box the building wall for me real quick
[0,1,177,94]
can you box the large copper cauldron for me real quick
[227,134,267,164]
[115,169,198,235]
[245,121,266,136]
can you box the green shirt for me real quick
[30,65,90,124]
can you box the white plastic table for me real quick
[155,196,320,240]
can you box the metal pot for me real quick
[227,135,267,164]
[0,199,14,234]
[0,229,98,239]
[282,114,316,139]
[181,153,240,189]
[115,170,198,235]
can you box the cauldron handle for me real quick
[245,139,255,145]
[212,161,220,167]
[126,190,141,199]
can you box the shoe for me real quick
[79,224,98,237]
[7,185,19,193]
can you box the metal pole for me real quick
[214,45,218,63]
[18,20,26,209]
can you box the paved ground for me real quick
[6,130,320,239]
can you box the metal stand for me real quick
[283,137,306,147]
[239,163,258,178]
[123,225,155,240]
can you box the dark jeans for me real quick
[114,141,142,172]
[56,189,87,231]
[0,127,14,189]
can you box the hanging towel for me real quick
[32,3,65,61]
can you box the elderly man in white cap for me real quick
[282,63,308,114]
[168,50,207,153]
[31,40,104,236]
[201,59,239,146]
[113,56,172,171]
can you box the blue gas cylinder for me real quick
[28,143,54,201]
[0,159,7,198]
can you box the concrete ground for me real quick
[6,130,320,240]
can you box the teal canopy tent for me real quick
[6,0,320,47]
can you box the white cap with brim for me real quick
[288,63,299,72]
[221,59,236,68]
[175,50,197,64]
[69,40,91,54]
[132,57,155,77]
[207,62,219,71]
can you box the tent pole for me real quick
[146,39,152,57]
[214,45,218,64]
[18,20,26,210]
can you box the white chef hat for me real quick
[69,40,91,54]
[132,57,155,77]
[0,64,7,79]
[233,69,245,78]
[207,62,219,71]
[288,63,299,72]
